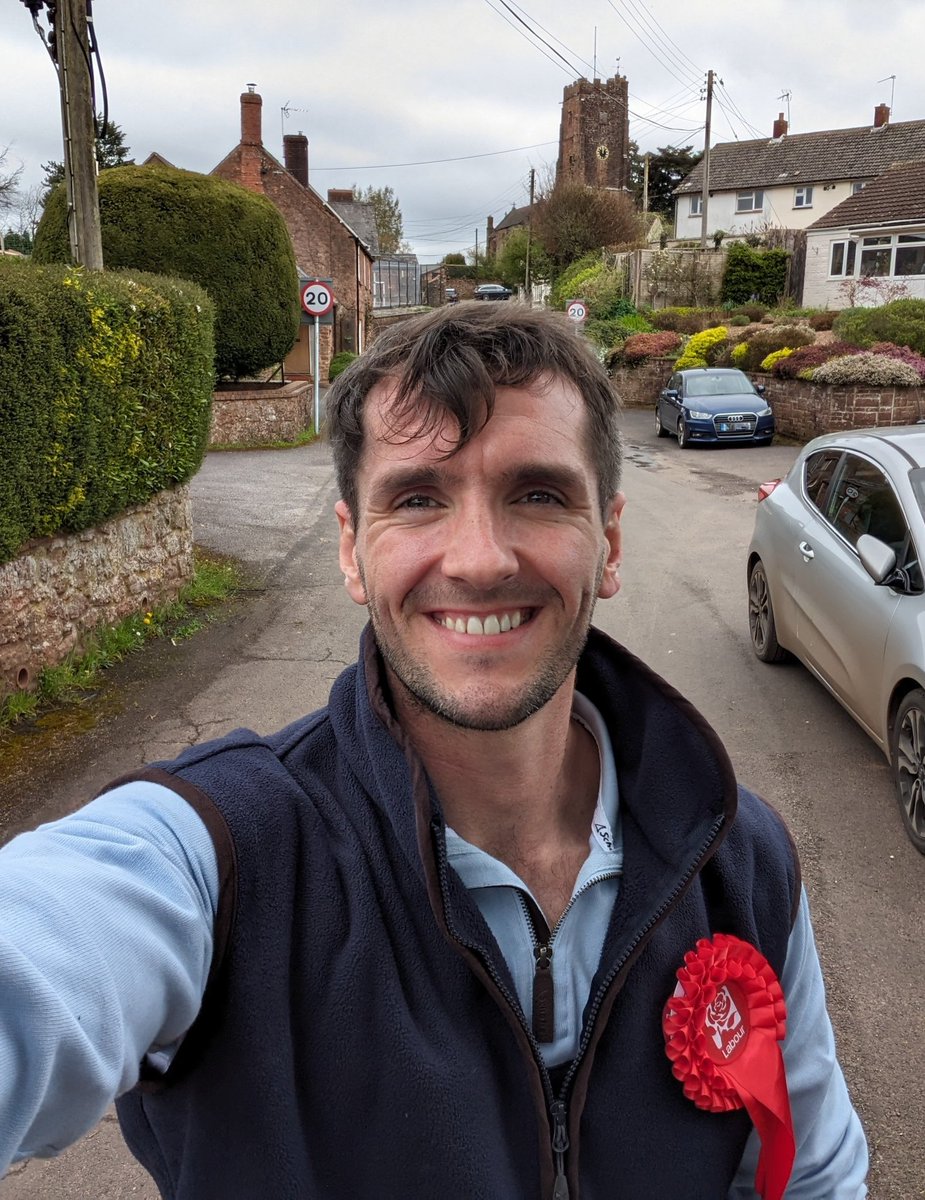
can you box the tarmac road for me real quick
[1,410,922,1198]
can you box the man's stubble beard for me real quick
[359,556,605,733]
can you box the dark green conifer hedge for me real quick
[0,257,214,563]
[33,166,299,379]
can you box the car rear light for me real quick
[758,480,781,501]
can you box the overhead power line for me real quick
[312,139,557,172]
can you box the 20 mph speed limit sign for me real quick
[301,280,335,317]
[566,300,587,323]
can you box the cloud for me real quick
[4,0,923,258]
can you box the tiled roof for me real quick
[675,119,925,194]
[807,159,925,230]
[494,204,531,231]
[327,199,380,254]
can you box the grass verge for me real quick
[0,549,244,731]
[209,427,317,451]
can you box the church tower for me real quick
[556,75,630,191]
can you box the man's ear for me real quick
[597,492,625,600]
[335,499,368,605]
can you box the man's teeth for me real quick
[440,611,524,635]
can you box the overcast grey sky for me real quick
[3,0,923,261]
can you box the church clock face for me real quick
[596,144,610,161]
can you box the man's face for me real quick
[335,375,624,731]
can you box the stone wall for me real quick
[608,360,925,441]
[210,380,312,446]
[609,360,672,408]
[0,487,193,696]
[766,375,925,441]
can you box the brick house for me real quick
[486,205,531,259]
[211,87,376,381]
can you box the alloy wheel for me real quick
[891,692,925,852]
[747,561,787,663]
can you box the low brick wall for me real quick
[609,360,925,441]
[760,375,925,441]
[210,381,311,446]
[0,487,193,696]
[609,360,671,408]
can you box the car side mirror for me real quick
[754,383,766,395]
[663,388,679,400]
[857,533,897,584]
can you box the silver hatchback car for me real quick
[747,426,925,853]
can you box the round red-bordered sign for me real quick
[301,280,334,317]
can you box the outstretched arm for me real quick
[0,781,218,1173]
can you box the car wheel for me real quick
[655,408,668,438]
[677,418,689,448]
[747,559,789,663]
[889,689,925,854]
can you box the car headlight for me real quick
[756,406,772,417]
[687,409,712,420]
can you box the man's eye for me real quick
[398,494,437,509]
[521,490,562,505]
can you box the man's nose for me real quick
[440,505,518,587]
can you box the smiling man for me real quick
[0,305,867,1198]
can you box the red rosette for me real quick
[663,933,795,1200]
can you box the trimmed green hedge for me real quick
[721,242,789,306]
[328,351,357,381]
[33,166,299,380]
[832,299,925,355]
[0,257,215,564]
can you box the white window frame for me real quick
[735,189,764,213]
[851,181,867,194]
[828,239,857,277]
[794,185,814,209]
[689,194,702,216]
[829,233,925,278]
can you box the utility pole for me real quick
[474,228,479,278]
[699,68,714,252]
[41,0,103,268]
[524,167,535,306]
[642,153,650,214]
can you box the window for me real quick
[859,236,892,277]
[825,455,907,551]
[895,235,925,276]
[794,185,814,208]
[689,194,702,216]
[851,181,867,194]
[829,240,857,277]
[804,451,842,513]
[736,189,763,213]
[838,233,925,279]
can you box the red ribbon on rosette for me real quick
[662,933,795,1200]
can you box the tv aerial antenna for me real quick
[876,75,896,112]
[281,102,310,142]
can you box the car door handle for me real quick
[799,541,815,560]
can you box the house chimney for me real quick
[283,133,309,187]
[241,85,262,146]
[327,189,355,204]
[873,103,890,128]
[772,112,788,138]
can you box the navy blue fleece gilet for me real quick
[115,626,799,1199]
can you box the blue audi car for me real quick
[655,367,774,448]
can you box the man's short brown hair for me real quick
[326,302,622,520]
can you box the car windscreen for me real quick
[685,373,754,397]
